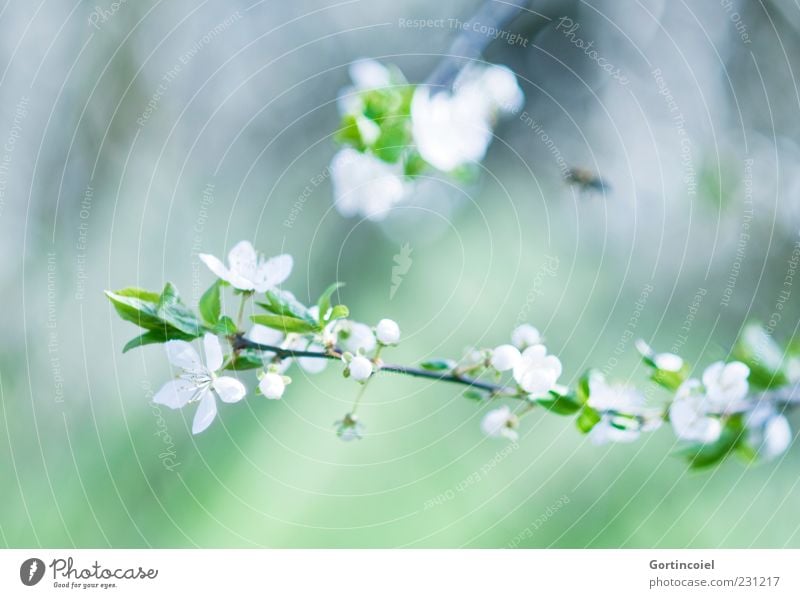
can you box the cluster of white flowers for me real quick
[668,361,790,458]
[330,58,524,220]
[411,63,524,172]
[481,324,562,440]
[152,241,404,436]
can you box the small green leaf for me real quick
[328,304,349,322]
[650,367,687,392]
[317,282,344,324]
[733,323,788,389]
[335,114,366,151]
[675,415,745,469]
[576,370,596,404]
[213,316,238,335]
[463,389,485,401]
[105,288,163,329]
[576,406,602,434]
[224,349,266,371]
[251,314,318,334]
[258,289,317,325]
[373,118,409,163]
[199,280,222,326]
[122,328,194,353]
[537,391,582,415]
[156,283,202,336]
[420,359,456,372]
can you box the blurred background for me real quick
[2,0,800,548]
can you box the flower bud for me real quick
[376,318,401,345]
[349,355,373,381]
[259,372,286,400]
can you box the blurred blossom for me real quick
[330,148,409,220]
[669,380,722,443]
[746,403,792,460]
[481,405,519,441]
[411,64,523,172]
[701,361,750,413]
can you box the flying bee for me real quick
[566,167,611,194]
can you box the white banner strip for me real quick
[1,549,797,597]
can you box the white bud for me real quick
[654,352,683,372]
[376,318,401,345]
[259,372,286,400]
[349,355,373,381]
[490,344,521,372]
[511,324,541,349]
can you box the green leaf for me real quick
[335,114,366,151]
[675,415,745,469]
[105,288,163,329]
[576,406,602,434]
[537,391,582,415]
[650,367,687,392]
[420,359,456,372]
[251,314,318,334]
[463,389,485,401]
[258,290,317,326]
[328,304,349,322]
[404,151,428,177]
[122,329,193,353]
[224,349,265,371]
[199,280,222,326]
[373,119,409,163]
[156,283,202,336]
[213,316,238,336]
[316,282,344,324]
[576,370,595,404]
[733,323,788,389]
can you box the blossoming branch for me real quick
[107,241,799,469]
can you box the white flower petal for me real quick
[246,324,284,346]
[198,253,231,283]
[192,393,218,434]
[349,58,391,90]
[256,254,293,292]
[164,340,203,372]
[153,379,198,409]
[763,415,791,459]
[214,376,246,404]
[203,333,224,372]
[227,240,258,280]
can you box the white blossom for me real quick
[702,361,750,412]
[490,344,521,372]
[589,415,641,445]
[669,380,722,443]
[411,64,523,172]
[331,319,377,354]
[330,148,409,220]
[512,344,562,396]
[745,403,792,460]
[348,355,374,381]
[337,58,393,115]
[199,241,292,293]
[587,378,661,445]
[480,405,519,441]
[375,318,401,345]
[153,333,246,434]
[511,324,541,349]
[654,353,684,372]
[259,372,286,400]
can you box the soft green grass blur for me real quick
[2,0,800,548]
